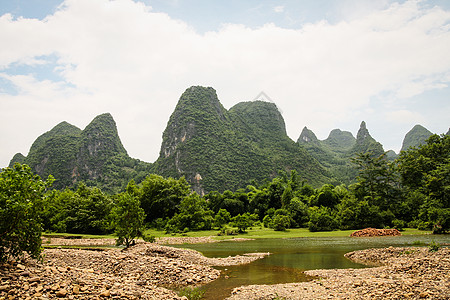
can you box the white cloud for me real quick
[0,0,450,167]
[274,6,284,13]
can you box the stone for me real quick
[28,277,40,283]
[55,289,67,297]
[72,285,80,295]
[0,285,10,292]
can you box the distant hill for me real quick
[8,86,446,193]
[298,121,385,185]
[400,124,433,152]
[152,86,331,194]
[9,113,151,193]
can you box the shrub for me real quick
[428,241,441,252]
[177,287,205,300]
[0,164,53,262]
[272,215,290,231]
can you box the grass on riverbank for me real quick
[144,227,432,241]
[42,227,433,242]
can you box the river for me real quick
[172,234,450,299]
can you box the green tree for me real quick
[337,195,382,230]
[166,193,214,232]
[397,134,450,232]
[287,197,309,227]
[0,164,53,262]
[272,214,290,231]
[214,209,231,228]
[308,206,338,232]
[111,192,146,248]
[139,175,191,222]
[231,213,257,233]
[45,183,113,234]
[352,152,401,214]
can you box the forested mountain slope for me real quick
[9,113,151,193]
[401,124,433,152]
[152,86,331,194]
[8,86,443,193]
[298,121,385,185]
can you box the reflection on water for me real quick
[172,235,450,299]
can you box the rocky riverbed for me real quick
[0,243,269,299]
[227,246,450,299]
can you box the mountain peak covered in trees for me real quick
[153,86,330,194]
[7,86,445,194]
[401,124,433,152]
[9,113,150,192]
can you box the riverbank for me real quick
[227,246,450,299]
[0,243,269,299]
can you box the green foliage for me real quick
[337,196,381,230]
[165,193,214,232]
[214,209,231,228]
[0,164,54,262]
[177,287,205,300]
[428,241,441,252]
[272,214,291,231]
[111,192,146,248]
[308,206,338,232]
[139,174,191,222]
[153,86,331,194]
[397,134,450,233]
[42,183,113,234]
[231,213,258,233]
[287,197,309,227]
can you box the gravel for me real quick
[227,246,450,299]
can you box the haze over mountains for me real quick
[8,86,447,193]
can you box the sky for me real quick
[1,0,449,168]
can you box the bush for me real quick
[428,241,441,252]
[272,215,290,231]
[177,287,205,300]
[392,219,406,231]
[0,164,53,262]
[308,206,338,232]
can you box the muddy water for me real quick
[173,235,450,299]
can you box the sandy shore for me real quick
[0,243,268,299]
[227,246,450,299]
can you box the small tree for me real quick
[231,213,257,233]
[272,214,290,231]
[0,163,53,262]
[214,209,231,228]
[111,192,146,248]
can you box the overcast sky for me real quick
[1,0,449,168]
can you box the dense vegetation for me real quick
[298,121,385,185]
[2,86,448,260]
[9,113,152,193]
[2,135,448,258]
[152,86,331,194]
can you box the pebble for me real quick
[228,247,450,299]
[1,241,267,299]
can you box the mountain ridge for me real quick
[8,86,446,193]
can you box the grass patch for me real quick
[46,227,432,244]
[145,227,432,241]
[43,232,117,239]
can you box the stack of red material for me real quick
[350,228,402,237]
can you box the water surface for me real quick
[173,235,450,299]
